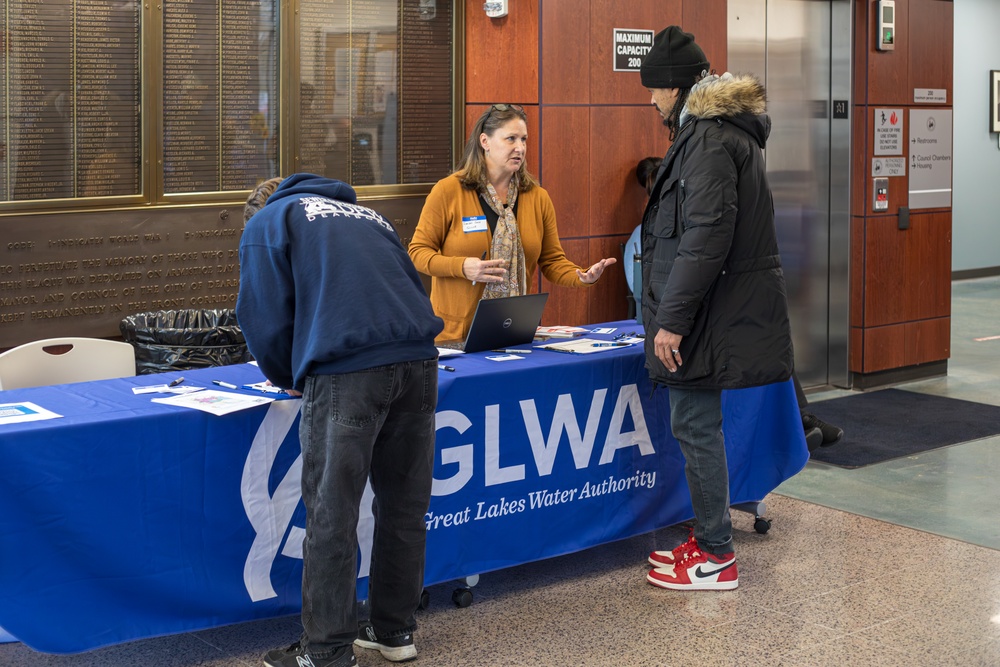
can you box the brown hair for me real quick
[454,105,538,193]
[244,176,284,223]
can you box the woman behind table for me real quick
[409,103,616,341]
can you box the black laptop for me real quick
[439,293,549,353]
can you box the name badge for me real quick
[462,216,488,233]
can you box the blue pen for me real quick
[591,342,629,347]
[438,364,456,372]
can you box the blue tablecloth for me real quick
[0,321,807,653]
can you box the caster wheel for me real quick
[452,587,473,608]
[754,517,771,534]
[418,589,430,610]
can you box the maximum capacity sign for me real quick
[614,29,653,71]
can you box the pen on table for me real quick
[471,251,488,286]
[438,364,456,372]
[212,380,239,389]
[168,377,185,387]
[493,348,531,354]
[591,342,630,347]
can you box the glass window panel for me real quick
[297,0,453,185]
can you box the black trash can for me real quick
[120,309,252,375]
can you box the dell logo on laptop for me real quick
[503,318,513,328]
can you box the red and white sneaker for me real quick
[648,530,698,568]
[647,547,738,591]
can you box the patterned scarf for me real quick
[481,180,527,298]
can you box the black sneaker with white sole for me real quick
[354,622,417,662]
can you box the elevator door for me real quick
[728,0,851,389]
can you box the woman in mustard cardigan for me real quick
[409,104,616,342]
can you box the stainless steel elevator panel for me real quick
[727,0,852,389]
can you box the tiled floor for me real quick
[3,278,999,667]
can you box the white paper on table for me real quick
[484,354,526,362]
[590,327,617,335]
[0,401,63,425]
[151,389,275,416]
[436,347,465,357]
[537,337,635,354]
[132,385,206,395]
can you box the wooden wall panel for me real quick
[589,235,631,324]
[863,324,906,372]
[540,107,590,238]
[908,0,953,96]
[589,0,683,106]
[465,0,539,104]
[590,106,669,237]
[540,237,590,326]
[850,326,864,373]
[903,212,951,320]
[682,0,728,73]
[864,0,909,106]
[851,216,865,327]
[904,317,950,366]
[852,110,868,217]
[464,104,541,185]
[864,217,907,327]
[540,0,591,105]
[853,0,870,104]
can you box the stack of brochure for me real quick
[534,325,590,340]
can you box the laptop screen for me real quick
[457,293,549,353]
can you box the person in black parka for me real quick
[638,27,794,592]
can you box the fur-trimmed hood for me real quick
[683,73,770,148]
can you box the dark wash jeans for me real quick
[667,386,734,555]
[298,359,437,658]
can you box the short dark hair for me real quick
[635,156,662,195]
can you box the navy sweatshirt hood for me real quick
[265,173,358,207]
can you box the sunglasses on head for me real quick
[485,103,525,124]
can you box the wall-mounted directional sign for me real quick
[908,109,952,209]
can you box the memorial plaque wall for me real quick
[0,206,245,349]
[400,0,453,184]
[163,0,278,193]
[1,0,141,201]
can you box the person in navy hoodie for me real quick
[238,174,444,667]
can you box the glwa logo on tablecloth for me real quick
[430,383,653,496]
[238,382,652,602]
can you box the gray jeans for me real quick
[298,359,437,658]
[667,386,733,555]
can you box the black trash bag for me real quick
[120,309,252,375]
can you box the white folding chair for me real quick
[0,337,136,390]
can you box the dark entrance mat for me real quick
[807,389,1000,468]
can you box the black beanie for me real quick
[640,26,709,89]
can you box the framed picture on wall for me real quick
[992,70,1000,133]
